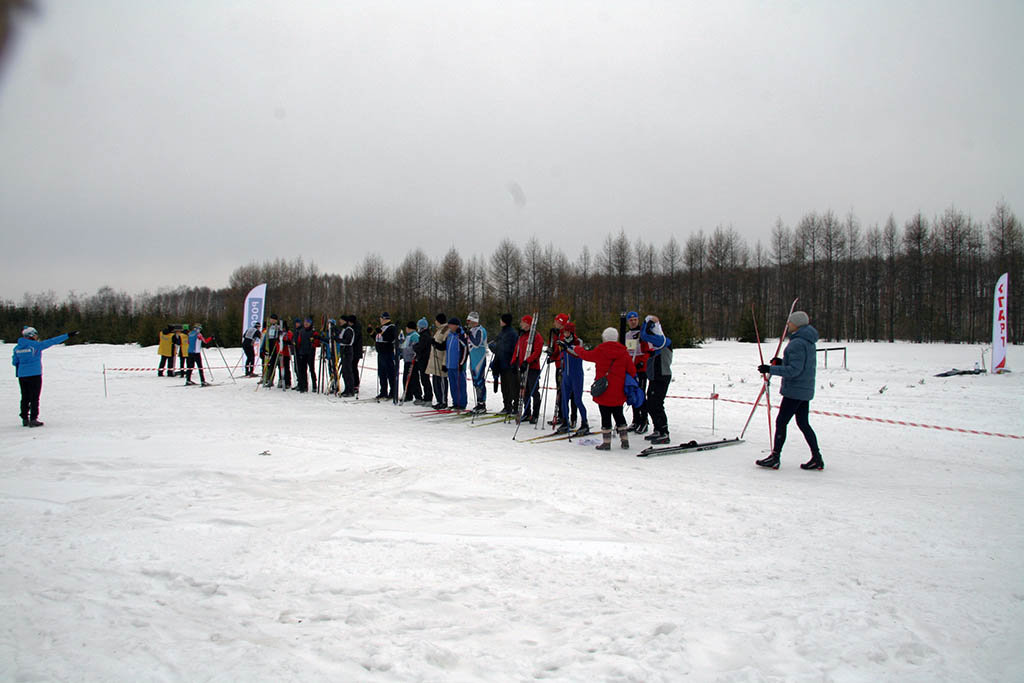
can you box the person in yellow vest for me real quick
[158,325,176,377]
[175,325,190,377]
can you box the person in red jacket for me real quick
[511,314,544,423]
[276,326,294,389]
[569,327,638,450]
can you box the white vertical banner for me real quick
[992,272,1008,373]
[243,284,268,337]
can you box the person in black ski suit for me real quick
[412,317,434,406]
[756,311,823,470]
[488,313,519,414]
[294,317,319,392]
[371,312,398,399]
[337,316,357,396]
[348,315,364,393]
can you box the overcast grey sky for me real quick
[1,1,1021,300]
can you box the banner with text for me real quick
[992,272,1008,373]
[243,284,268,337]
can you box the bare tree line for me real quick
[5,202,1021,347]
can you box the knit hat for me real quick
[501,313,513,325]
[554,313,569,326]
[521,314,533,326]
[789,311,809,327]
[380,312,391,320]
[601,327,618,342]
[448,317,461,327]
[22,326,38,339]
[436,313,447,324]
[466,311,480,323]
[563,322,576,334]
[626,311,639,320]
[418,317,429,330]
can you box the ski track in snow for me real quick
[0,341,1022,681]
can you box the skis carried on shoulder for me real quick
[637,437,744,458]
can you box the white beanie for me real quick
[601,327,618,342]
[466,311,480,323]
[788,311,809,327]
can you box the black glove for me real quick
[545,355,555,364]
[442,365,447,372]
[556,339,568,350]
[757,364,771,375]
[67,330,79,337]
[770,357,782,366]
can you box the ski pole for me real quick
[537,353,552,430]
[751,304,772,447]
[214,340,237,383]
[201,347,215,382]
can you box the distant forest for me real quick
[2,202,1021,349]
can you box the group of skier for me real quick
[14,305,823,468]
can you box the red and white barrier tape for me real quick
[105,366,235,372]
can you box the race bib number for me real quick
[625,338,639,352]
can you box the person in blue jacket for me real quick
[445,317,469,410]
[465,312,488,413]
[12,326,77,427]
[756,311,823,470]
[554,322,590,436]
[639,315,673,444]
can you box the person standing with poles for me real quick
[12,326,75,427]
[489,313,518,415]
[242,322,261,377]
[337,316,357,397]
[294,317,319,393]
[185,324,214,387]
[554,322,589,436]
[445,317,469,411]
[465,312,488,413]
[412,318,434,406]
[511,314,544,424]
[371,312,398,400]
[620,311,650,433]
[755,311,823,470]
[639,315,673,445]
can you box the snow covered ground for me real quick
[1,340,1022,681]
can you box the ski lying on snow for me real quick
[637,438,744,458]
[469,414,512,427]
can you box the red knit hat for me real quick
[521,314,533,326]
[563,322,576,334]
[554,313,569,326]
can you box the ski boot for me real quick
[801,453,825,470]
[644,428,665,441]
[618,426,630,449]
[185,380,197,386]
[554,423,570,435]
[200,382,210,387]
[21,416,28,427]
[572,423,591,437]
[756,452,781,469]
[648,430,670,445]
[595,431,612,451]
[472,403,487,414]
[633,422,650,435]
[28,419,44,428]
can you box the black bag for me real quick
[590,358,615,397]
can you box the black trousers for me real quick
[598,404,627,431]
[499,368,518,412]
[630,371,649,426]
[521,368,541,418]
[431,374,449,406]
[417,366,433,402]
[297,353,317,392]
[186,353,205,383]
[646,375,670,432]
[158,355,175,374]
[243,342,255,375]
[773,397,820,455]
[403,362,422,401]
[340,348,355,394]
[19,375,42,420]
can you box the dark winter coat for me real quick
[769,324,818,401]
[413,330,432,369]
[374,323,397,354]
[574,341,637,407]
[639,320,672,380]
[294,326,319,356]
[489,325,518,372]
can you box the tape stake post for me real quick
[103,363,108,398]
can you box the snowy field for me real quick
[1,340,1022,682]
